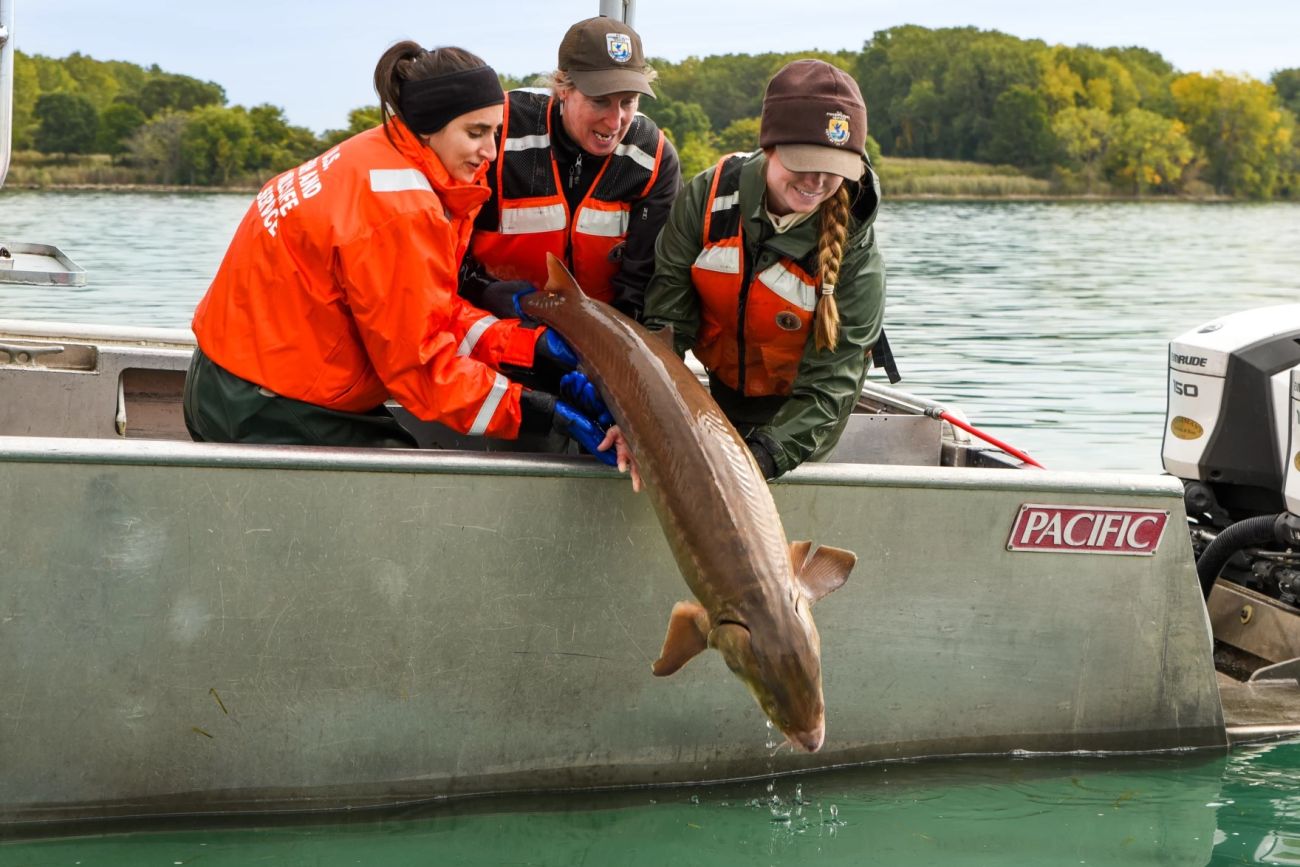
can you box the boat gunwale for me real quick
[0,433,1185,496]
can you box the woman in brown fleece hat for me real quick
[643,59,888,479]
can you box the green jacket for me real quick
[643,150,886,476]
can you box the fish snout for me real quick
[788,721,825,753]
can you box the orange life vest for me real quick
[470,90,665,302]
[691,154,819,397]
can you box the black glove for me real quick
[746,438,779,480]
[477,280,538,320]
[519,388,559,435]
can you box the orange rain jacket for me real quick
[192,119,540,439]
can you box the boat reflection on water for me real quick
[15,743,1300,866]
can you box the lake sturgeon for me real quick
[521,254,857,752]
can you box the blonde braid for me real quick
[813,186,851,352]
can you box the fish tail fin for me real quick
[651,600,710,676]
[791,541,856,604]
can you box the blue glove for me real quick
[477,280,537,320]
[554,400,618,467]
[535,328,579,371]
[560,371,614,428]
[510,284,538,321]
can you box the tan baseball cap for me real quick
[557,17,656,98]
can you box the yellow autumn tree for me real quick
[1107,109,1194,195]
[1171,71,1293,198]
[1052,106,1113,191]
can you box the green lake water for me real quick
[5,742,1300,865]
[2,192,1300,864]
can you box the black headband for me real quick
[398,65,504,135]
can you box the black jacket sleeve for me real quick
[608,134,682,321]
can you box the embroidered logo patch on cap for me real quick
[825,112,851,146]
[606,33,632,63]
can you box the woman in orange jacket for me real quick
[184,41,633,477]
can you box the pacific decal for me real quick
[1007,505,1169,556]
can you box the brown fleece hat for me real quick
[759,60,866,180]
[558,16,656,98]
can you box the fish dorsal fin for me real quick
[651,600,711,677]
[793,543,856,605]
[544,252,582,296]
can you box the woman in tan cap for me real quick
[644,59,889,479]
[462,16,681,323]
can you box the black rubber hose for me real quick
[1196,514,1281,598]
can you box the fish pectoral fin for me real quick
[651,600,711,677]
[795,544,857,604]
[544,253,582,296]
[788,540,813,575]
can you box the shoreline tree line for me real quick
[10,26,1300,198]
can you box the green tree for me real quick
[655,50,856,133]
[865,134,882,166]
[321,105,382,148]
[29,54,77,93]
[1040,47,1141,114]
[95,102,147,159]
[245,104,320,174]
[676,132,721,179]
[895,79,943,155]
[1107,108,1194,195]
[11,52,41,149]
[181,105,255,185]
[716,117,761,154]
[1272,68,1300,118]
[1105,46,1177,115]
[1171,71,1293,198]
[131,73,226,118]
[61,51,121,109]
[983,84,1055,168]
[858,26,1042,159]
[127,112,189,184]
[641,97,712,149]
[33,92,99,155]
[1052,106,1113,191]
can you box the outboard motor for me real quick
[1163,304,1300,600]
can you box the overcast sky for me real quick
[13,0,1300,134]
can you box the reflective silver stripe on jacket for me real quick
[469,373,510,436]
[369,168,432,193]
[693,246,741,274]
[504,133,551,152]
[500,203,568,235]
[613,141,657,173]
[574,208,629,238]
[710,192,740,213]
[458,314,499,357]
[757,262,816,311]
